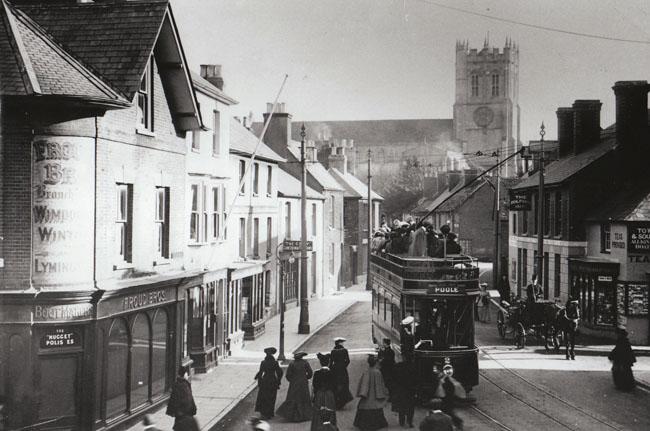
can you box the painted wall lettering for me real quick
[34,304,93,321]
[122,290,168,311]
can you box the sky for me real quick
[173,0,650,142]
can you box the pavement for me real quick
[128,284,367,431]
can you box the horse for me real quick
[556,306,579,359]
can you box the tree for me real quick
[380,156,426,219]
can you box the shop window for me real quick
[137,57,154,132]
[253,163,259,196]
[601,223,611,253]
[212,110,221,156]
[155,187,170,258]
[106,318,129,418]
[131,314,151,408]
[38,356,77,420]
[152,309,168,398]
[116,183,133,263]
[266,165,273,196]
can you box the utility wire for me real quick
[412,0,650,45]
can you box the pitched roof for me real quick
[15,0,168,100]
[511,133,616,190]
[229,118,285,163]
[0,1,127,106]
[277,169,324,200]
[286,143,344,192]
[190,70,238,105]
[412,180,465,215]
[328,168,383,200]
[291,119,453,146]
[587,183,650,222]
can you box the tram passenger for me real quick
[409,225,428,257]
[423,222,439,257]
[371,231,386,254]
[434,225,462,257]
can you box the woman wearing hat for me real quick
[166,366,199,431]
[312,352,338,431]
[330,337,354,409]
[254,347,284,419]
[353,355,389,430]
[277,351,313,422]
[609,328,637,391]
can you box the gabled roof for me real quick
[0,1,128,107]
[14,0,202,130]
[587,183,650,222]
[412,180,465,215]
[277,169,324,200]
[229,118,285,163]
[511,133,616,190]
[286,143,344,192]
[291,119,453,145]
[328,168,383,201]
[190,70,238,106]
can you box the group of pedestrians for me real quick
[371,220,462,258]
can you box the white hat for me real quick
[334,337,346,342]
[401,316,414,325]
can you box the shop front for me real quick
[569,257,620,339]
[228,261,269,346]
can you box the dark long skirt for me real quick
[333,371,353,409]
[277,384,312,422]
[255,386,279,419]
[612,364,636,391]
[173,415,200,431]
[311,390,338,431]
[353,406,388,430]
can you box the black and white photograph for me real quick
[1,1,650,430]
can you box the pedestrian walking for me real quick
[609,328,637,391]
[254,347,284,419]
[434,364,464,430]
[377,338,395,397]
[330,337,354,409]
[479,284,491,323]
[277,351,313,422]
[391,353,417,427]
[418,409,453,431]
[312,353,338,430]
[563,297,580,360]
[165,366,199,431]
[353,355,389,430]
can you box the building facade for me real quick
[0,1,204,429]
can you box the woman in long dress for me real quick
[353,355,389,430]
[330,337,354,409]
[166,366,199,431]
[277,351,313,422]
[311,352,338,431]
[254,347,284,419]
[609,329,637,391]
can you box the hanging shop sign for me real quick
[628,223,650,254]
[508,192,531,211]
[282,240,313,252]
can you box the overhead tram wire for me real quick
[201,74,289,270]
[411,0,650,45]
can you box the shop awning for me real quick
[228,260,267,281]
[568,257,620,276]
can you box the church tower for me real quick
[453,38,520,177]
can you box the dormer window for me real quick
[137,57,154,132]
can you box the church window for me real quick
[491,73,500,96]
[471,74,479,97]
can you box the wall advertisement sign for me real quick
[40,327,82,349]
[628,223,650,254]
[508,191,531,211]
[31,136,95,286]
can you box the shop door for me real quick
[37,352,82,429]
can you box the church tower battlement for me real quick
[453,37,521,176]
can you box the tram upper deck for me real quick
[370,252,480,294]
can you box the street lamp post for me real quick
[276,241,295,362]
[298,125,310,334]
[537,123,546,295]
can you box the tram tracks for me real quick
[468,346,625,431]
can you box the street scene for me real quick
[1,1,650,430]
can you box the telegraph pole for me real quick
[366,148,372,291]
[537,123,546,295]
[298,124,310,334]
[493,150,501,291]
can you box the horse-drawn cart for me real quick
[495,299,564,350]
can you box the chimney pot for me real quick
[613,80,650,176]
[266,103,274,113]
[200,64,224,90]
[571,99,601,154]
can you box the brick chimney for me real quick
[328,140,347,174]
[556,107,574,158]
[613,81,650,173]
[200,64,224,90]
[261,102,291,159]
[572,100,601,154]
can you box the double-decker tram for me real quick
[370,251,480,400]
